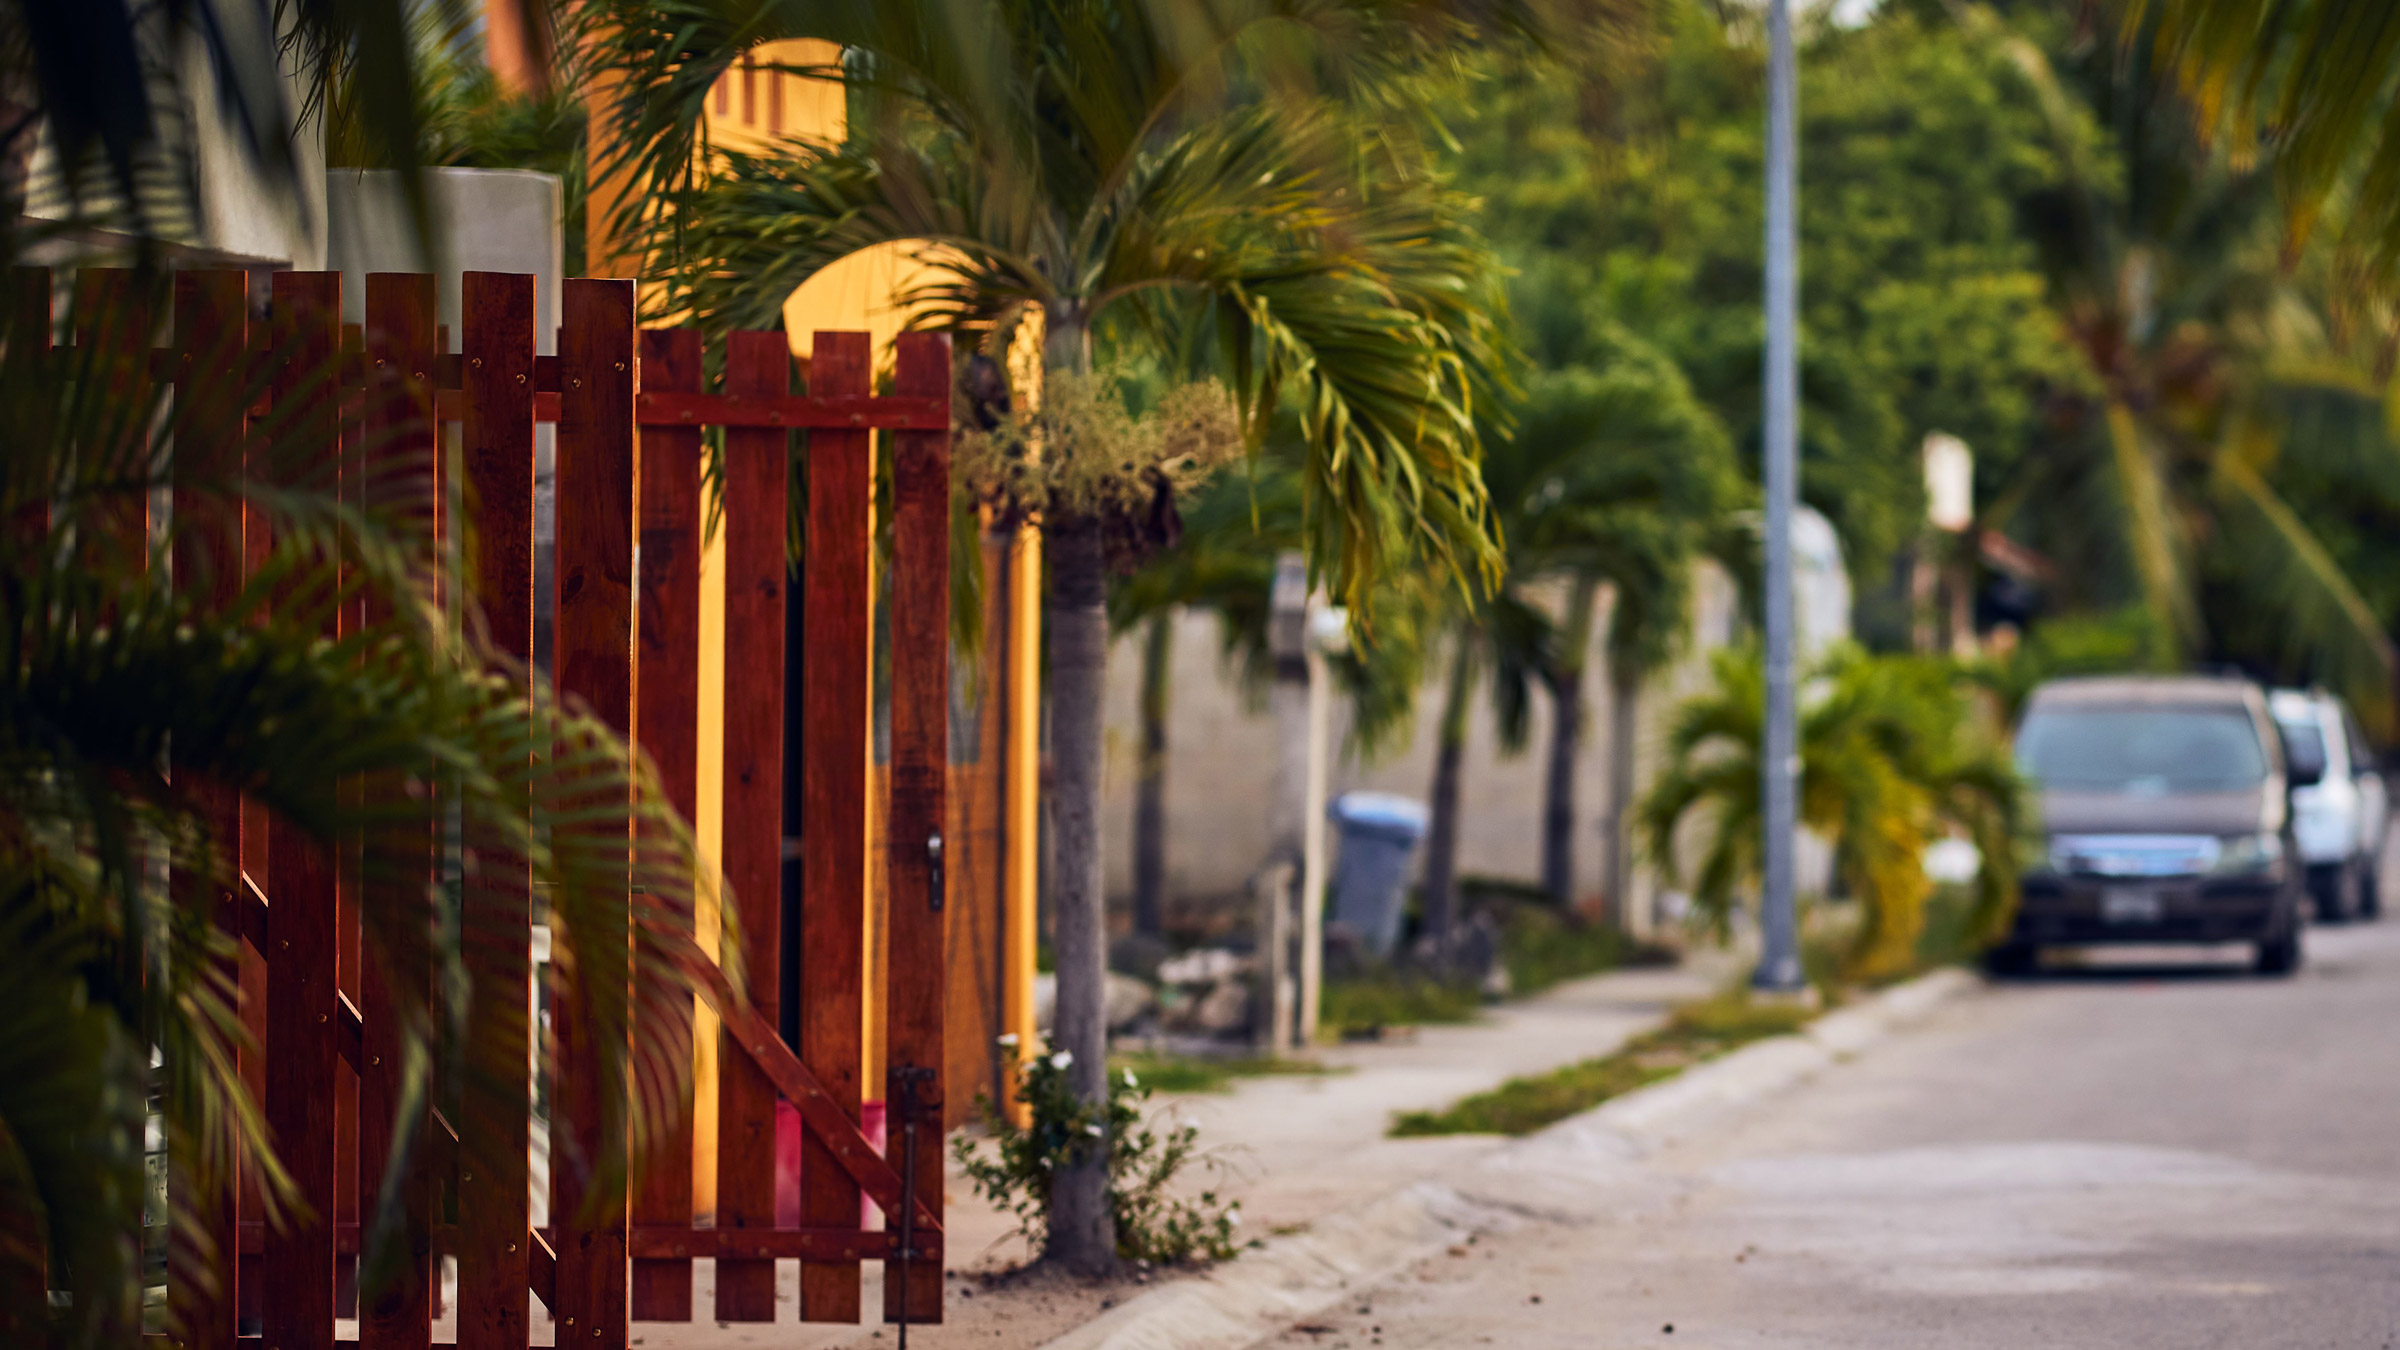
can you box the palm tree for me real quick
[1515,334,1741,919]
[1416,331,1737,932]
[1638,646,2024,981]
[1107,452,1296,941]
[1111,429,1448,942]
[1969,7,2400,729]
[591,0,1616,1271]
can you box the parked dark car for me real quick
[2000,675,2305,975]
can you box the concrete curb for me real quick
[1034,965,1980,1350]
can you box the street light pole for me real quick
[1756,0,1805,993]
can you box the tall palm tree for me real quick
[1415,333,1737,931]
[1964,5,2400,729]
[1110,430,1443,940]
[591,0,1621,1271]
[1106,451,1297,941]
[1638,646,2024,981]
[1516,335,1741,918]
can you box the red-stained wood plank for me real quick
[240,302,272,1329]
[358,273,438,1350]
[717,330,791,1323]
[627,1228,932,1261]
[458,271,536,1350]
[629,329,702,1323]
[224,1220,935,1266]
[336,319,365,1323]
[695,968,929,1232]
[633,389,947,430]
[550,279,636,1350]
[800,331,871,1324]
[265,270,343,1350]
[168,268,248,1350]
[883,332,951,1326]
[944,524,1010,1131]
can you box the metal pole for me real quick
[1298,604,1344,1047]
[1263,552,1311,1052]
[1756,0,1804,993]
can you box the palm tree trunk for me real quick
[1603,661,1640,931]
[1037,301,1117,1273]
[1420,637,1476,942]
[1041,517,1117,1273]
[1132,610,1171,937]
[1541,579,1599,906]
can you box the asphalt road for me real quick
[1263,923,2400,1350]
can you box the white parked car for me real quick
[2269,688,2388,922]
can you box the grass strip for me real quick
[1388,991,1820,1137]
[1111,1050,1339,1096]
[1318,971,1487,1037]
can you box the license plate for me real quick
[2102,887,2164,924]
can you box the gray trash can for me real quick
[1328,792,1431,958]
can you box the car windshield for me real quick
[2276,716,2328,782]
[2016,706,2268,794]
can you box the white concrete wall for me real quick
[325,168,565,352]
[1097,562,1749,920]
[327,167,566,662]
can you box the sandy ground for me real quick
[569,951,1731,1349]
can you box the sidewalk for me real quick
[625,947,1736,1349]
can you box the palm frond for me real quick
[2128,0,2400,283]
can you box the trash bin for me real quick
[1328,792,1432,958]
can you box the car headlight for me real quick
[2211,832,2283,876]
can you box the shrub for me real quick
[956,1045,1243,1266]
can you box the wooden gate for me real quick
[61,267,952,1347]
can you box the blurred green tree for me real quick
[1415,328,1741,935]
[1448,1,2085,616]
[1982,2,2400,731]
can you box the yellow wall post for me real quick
[1001,521,1043,1126]
[691,487,728,1219]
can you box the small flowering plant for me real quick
[955,1040,1243,1265]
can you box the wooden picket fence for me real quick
[49,267,952,1348]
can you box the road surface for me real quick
[1263,924,2400,1349]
